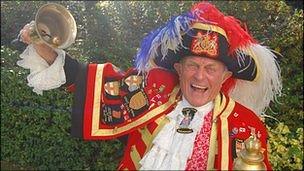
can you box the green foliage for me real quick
[269,8,303,128]
[212,0,303,129]
[1,46,122,170]
[268,123,303,170]
[1,1,303,170]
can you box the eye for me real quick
[185,62,199,71]
[205,66,216,73]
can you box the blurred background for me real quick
[1,1,303,170]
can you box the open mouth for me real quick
[191,84,208,92]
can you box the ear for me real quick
[174,63,182,77]
[221,70,232,84]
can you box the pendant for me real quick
[176,107,197,134]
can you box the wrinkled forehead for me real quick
[181,55,226,67]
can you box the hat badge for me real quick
[190,31,219,58]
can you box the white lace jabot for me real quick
[139,97,214,170]
[17,44,66,95]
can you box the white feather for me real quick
[229,44,282,115]
[141,16,193,72]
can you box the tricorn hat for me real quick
[134,2,282,115]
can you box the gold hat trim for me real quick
[192,23,228,40]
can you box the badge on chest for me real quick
[177,107,197,134]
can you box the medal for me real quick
[177,107,197,134]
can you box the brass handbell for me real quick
[233,133,266,170]
[28,3,77,49]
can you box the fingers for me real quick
[22,23,31,30]
[19,22,33,44]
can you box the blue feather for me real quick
[134,12,195,73]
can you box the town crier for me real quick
[17,2,281,170]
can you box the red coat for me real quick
[68,62,272,170]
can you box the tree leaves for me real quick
[1,1,303,170]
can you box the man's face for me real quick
[174,56,232,107]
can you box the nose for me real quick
[193,67,206,81]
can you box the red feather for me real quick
[191,2,257,55]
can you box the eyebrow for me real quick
[185,60,198,65]
[185,60,218,67]
[205,63,217,68]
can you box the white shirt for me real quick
[140,97,214,170]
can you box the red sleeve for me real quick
[70,63,179,140]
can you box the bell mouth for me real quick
[34,3,77,49]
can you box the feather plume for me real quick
[229,44,282,115]
[135,13,195,73]
[134,2,282,117]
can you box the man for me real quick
[18,2,281,170]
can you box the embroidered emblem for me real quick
[129,91,148,110]
[123,89,149,118]
[102,105,124,125]
[233,112,239,117]
[177,108,197,134]
[248,126,262,138]
[239,127,246,133]
[103,106,113,123]
[104,81,120,96]
[230,127,239,137]
[112,110,122,119]
[123,110,129,120]
[248,126,256,135]
[124,75,142,92]
[191,31,219,58]
[151,94,161,103]
[232,138,245,159]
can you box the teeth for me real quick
[191,84,207,90]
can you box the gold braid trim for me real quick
[90,64,179,137]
